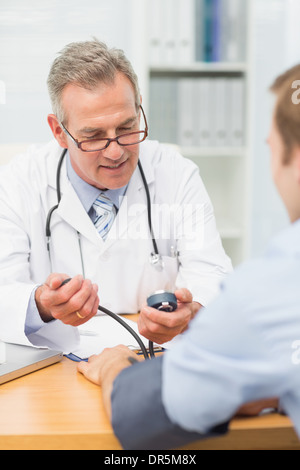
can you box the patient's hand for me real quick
[236,398,279,416]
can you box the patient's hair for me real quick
[270,64,300,163]
[47,38,140,123]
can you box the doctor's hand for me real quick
[35,274,99,326]
[138,288,202,344]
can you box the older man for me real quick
[0,39,231,351]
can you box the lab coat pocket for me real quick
[138,256,179,308]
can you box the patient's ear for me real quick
[47,114,68,149]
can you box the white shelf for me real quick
[145,0,252,266]
[150,62,248,74]
[180,147,246,158]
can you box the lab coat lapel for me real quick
[47,148,103,248]
[47,144,155,250]
[106,154,155,247]
[56,183,103,248]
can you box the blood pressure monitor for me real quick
[147,291,177,312]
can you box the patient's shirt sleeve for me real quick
[111,355,228,450]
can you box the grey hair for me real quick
[47,39,140,123]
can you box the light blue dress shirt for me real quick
[111,219,300,449]
[25,153,127,336]
[66,152,126,215]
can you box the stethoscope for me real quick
[45,148,164,276]
[45,148,177,360]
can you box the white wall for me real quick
[249,0,300,257]
[1,0,299,260]
[0,0,146,146]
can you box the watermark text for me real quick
[291,340,300,365]
[291,80,300,104]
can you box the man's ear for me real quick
[47,114,68,148]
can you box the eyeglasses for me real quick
[60,105,148,152]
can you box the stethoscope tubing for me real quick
[46,149,159,258]
[45,149,162,360]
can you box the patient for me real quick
[78,64,300,450]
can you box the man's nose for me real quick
[102,139,125,160]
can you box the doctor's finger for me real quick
[142,305,190,329]
[56,280,98,320]
[138,321,181,344]
[56,275,85,300]
[42,275,84,308]
[73,285,100,322]
[174,288,193,304]
[138,309,183,343]
[44,273,75,290]
[55,276,93,311]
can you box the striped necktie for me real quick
[93,193,116,241]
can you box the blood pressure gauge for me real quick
[147,290,177,312]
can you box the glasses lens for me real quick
[81,140,108,152]
[81,131,146,152]
[118,131,146,146]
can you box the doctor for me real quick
[0,39,232,351]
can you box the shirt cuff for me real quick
[25,286,47,336]
[111,355,228,450]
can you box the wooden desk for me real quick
[0,356,299,450]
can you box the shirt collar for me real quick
[267,218,300,257]
[66,152,127,212]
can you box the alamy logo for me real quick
[109,198,205,250]
[291,80,300,105]
[291,340,300,365]
[0,80,5,104]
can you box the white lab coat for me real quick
[0,139,232,351]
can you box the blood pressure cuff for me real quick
[111,355,229,450]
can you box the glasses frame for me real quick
[60,105,148,152]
